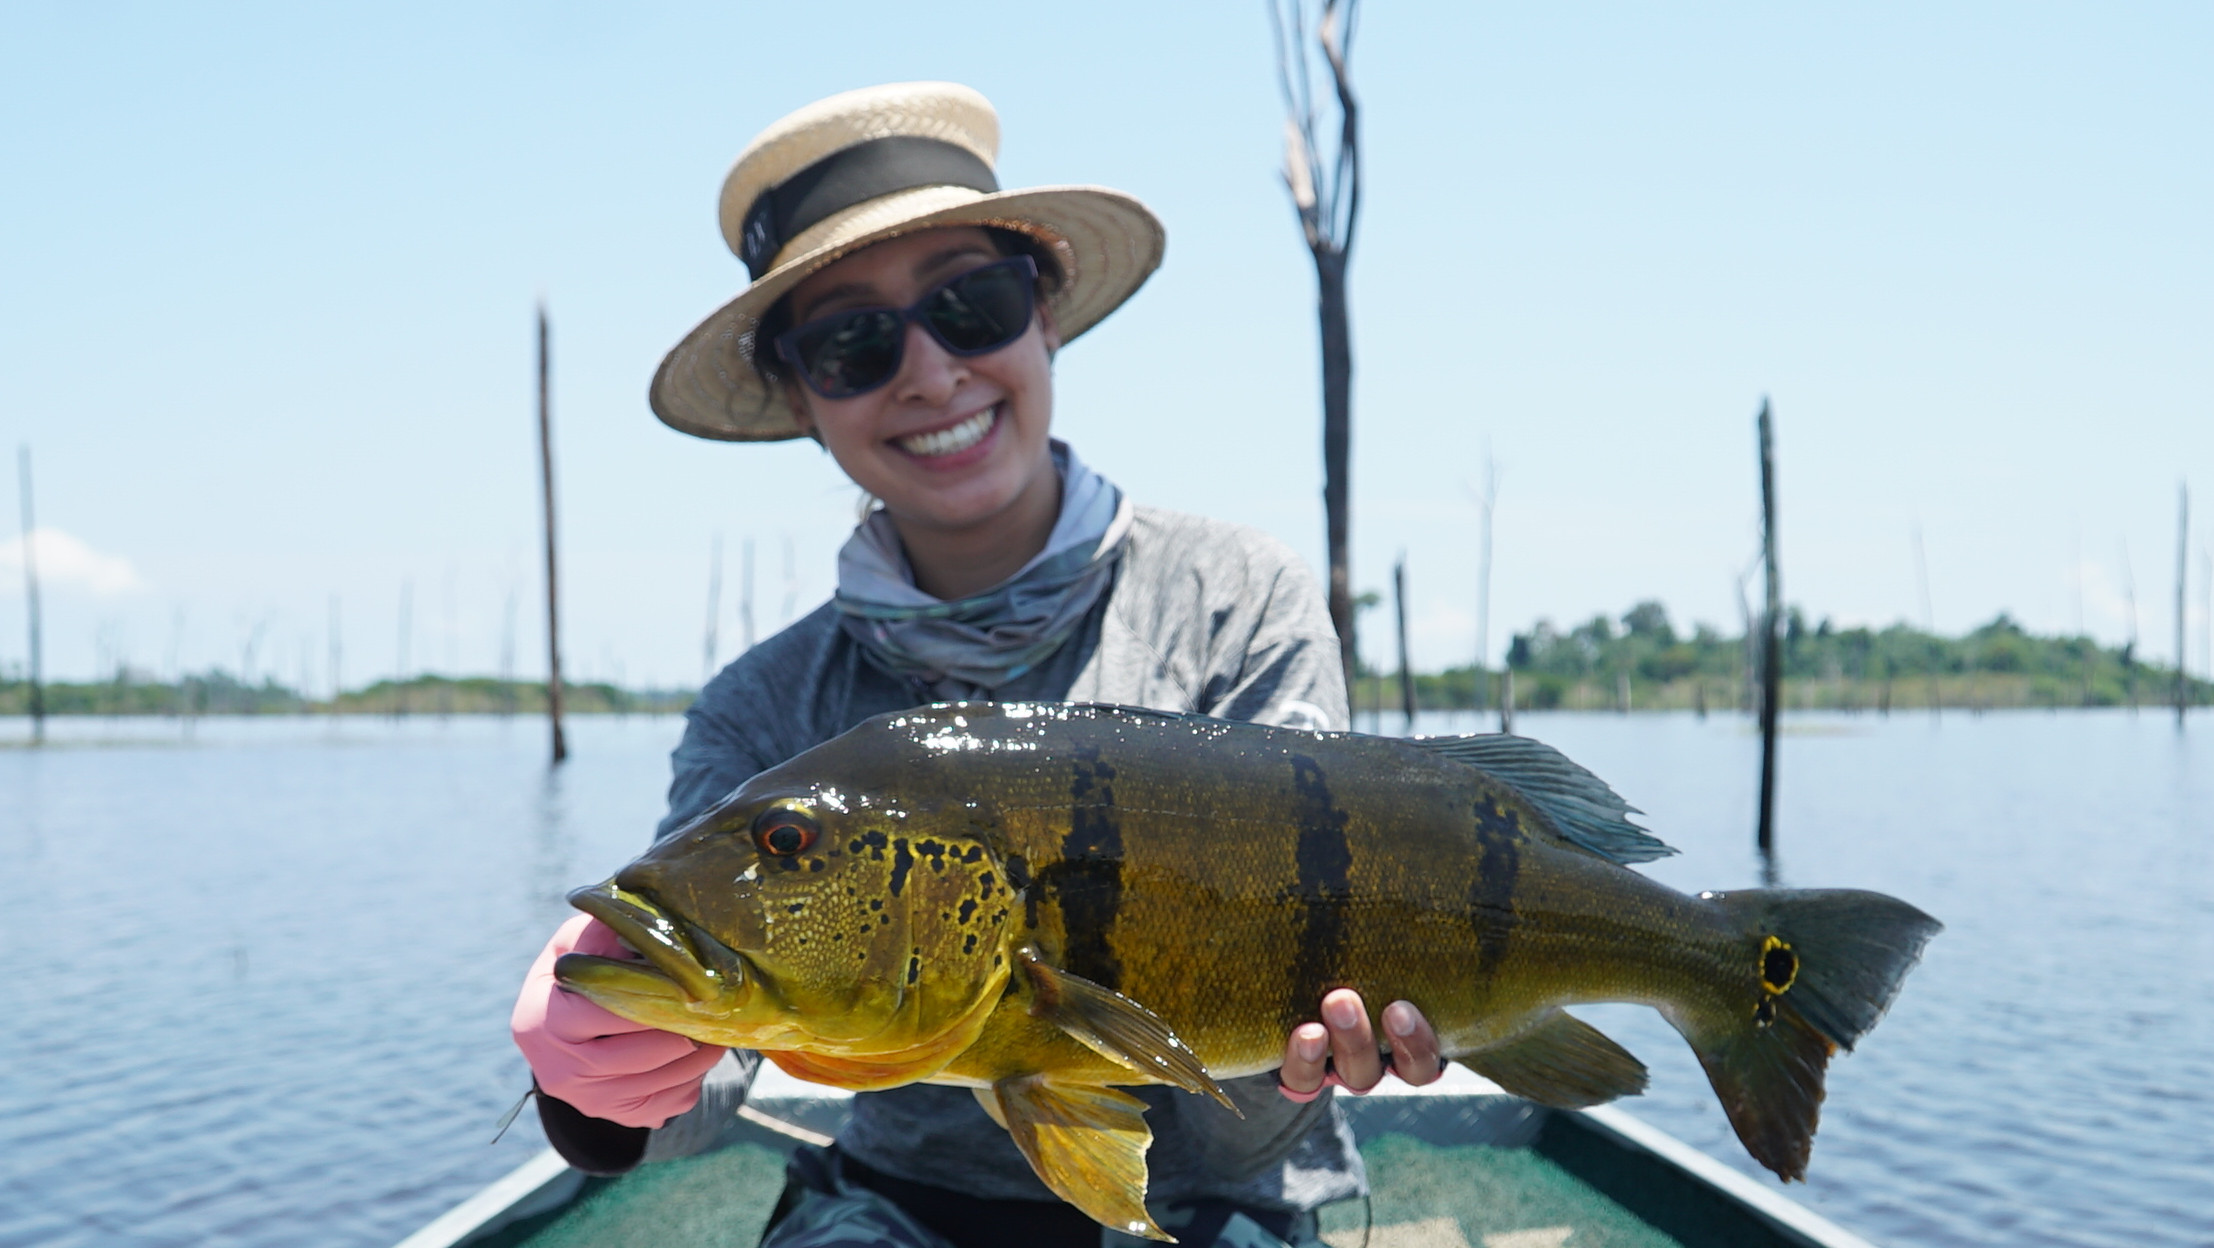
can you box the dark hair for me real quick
[749,227,1064,388]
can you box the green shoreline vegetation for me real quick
[2,601,2206,718]
[1353,601,2211,714]
[0,672,690,717]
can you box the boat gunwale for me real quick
[401,1090,1883,1248]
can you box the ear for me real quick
[1037,298,1063,360]
[784,383,823,444]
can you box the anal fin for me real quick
[1462,1010,1649,1109]
[993,1076,1172,1242]
[1019,948,1237,1115]
[971,1085,1009,1130]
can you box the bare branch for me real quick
[1270,0,1333,253]
[1282,119,1317,212]
[1266,0,1300,126]
[1319,0,1361,253]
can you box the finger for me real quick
[537,984,663,1044]
[523,917,594,988]
[556,1041,727,1126]
[568,917,641,960]
[1277,1022,1331,1098]
[605,1039,728,1099]
[550,1023,710,1076]
[596,1049,723,1128]
[1322,988,1383,1092]
[544,1036,725,1105]
[1381,1000,1443,1086]
[600,1080,698,1129]
[548,913,598,953]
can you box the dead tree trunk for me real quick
[396,579,412,719]
[742,537,757,652]
[1913,525,1940,716]
[1756,400,1782,859]
[17,446,43,744]
[1271,0,1363,694]
[1320,251,1354,679]
[1472,450,1497,712]
[1393,554,1414,733]
[2177,482,2189,727]
[704,534,723,684]
[328,594,342,715]
[538,304,568,764]
[2121,539,2139,713]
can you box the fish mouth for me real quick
[561,881,746,1004]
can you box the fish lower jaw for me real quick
[553,952,692,1004]
[565,883,733,1002]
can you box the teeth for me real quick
[899,407,996,457]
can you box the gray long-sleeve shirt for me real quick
[626,504,1365,1214]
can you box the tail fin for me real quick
[1675,889,1941,1181]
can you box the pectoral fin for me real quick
[992,1076,1171,1242]
[1462,1010,1650,1108]
[1018,948,1237,1114]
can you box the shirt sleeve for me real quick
[657,690,775,840]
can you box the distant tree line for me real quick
[1353,600,2211,714]
[0,669,691,717]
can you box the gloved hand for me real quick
[511,914,728,1128]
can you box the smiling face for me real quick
[781,227,1064,598]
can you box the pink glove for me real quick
[511,914,728,1128]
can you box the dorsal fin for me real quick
[1406,733,1676,864]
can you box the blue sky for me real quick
[2,2,2209,688]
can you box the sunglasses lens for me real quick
[786,310,904,398]
[776,258,1037,399]
[923,262,1034,354]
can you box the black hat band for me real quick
[739,136,999,280]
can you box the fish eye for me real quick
[753,807,819,857]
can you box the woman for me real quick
[511,82,1442,1248]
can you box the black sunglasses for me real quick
[773,255,1039,400]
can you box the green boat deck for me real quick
[409,1084,1874,1248]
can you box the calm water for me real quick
[0,710,2207,1247]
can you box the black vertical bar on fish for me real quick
[1394,555,1415,733]
[1053,748,1125,990]
[1286,755,1353,1024]
[538,304,568,764]
[17,446,43,745]
[1756,400,1781,857]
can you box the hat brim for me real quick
[650,185,1165,442]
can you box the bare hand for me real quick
[1277,988,1443,1101]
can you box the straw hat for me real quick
[650,82,1167,442]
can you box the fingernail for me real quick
[1325,997,1362,1030]
[1385,1005,1416,1037]
[1295,1030,1327,1062]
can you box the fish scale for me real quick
[557,702,1939,1240]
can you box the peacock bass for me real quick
[556,702,1939,1240]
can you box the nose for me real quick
[892,320,968,407]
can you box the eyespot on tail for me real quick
[1706,888,1943,1052]
[1676,887,1941,1181]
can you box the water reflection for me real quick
[531,762,577,918]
